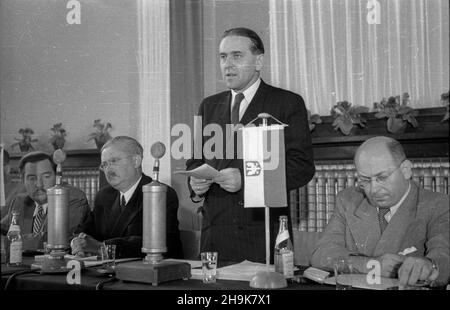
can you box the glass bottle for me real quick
[274,215,294,278]
[6,211,23,266]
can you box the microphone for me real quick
[53,149,66,185]
[150,142,166,181]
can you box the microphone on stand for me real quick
[150,142,166,182]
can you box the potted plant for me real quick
[441,90,449,122]
[88,119,113,150]
[331,101,369,135]
[49,123,67,150]
[11,128,38,153]
[307,109,322,131]
[373,92,419,133]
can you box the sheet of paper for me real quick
[174,164,220,179]
[323,274,399,290]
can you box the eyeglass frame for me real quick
[357,160,405,189]
[99,155,134,171]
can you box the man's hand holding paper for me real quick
[214,168,241,193]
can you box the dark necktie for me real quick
[231,93,245,124]
[378,207,390,233]
[120,195,126,212]
[33,204,45,234]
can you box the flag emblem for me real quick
[245,161,261,176]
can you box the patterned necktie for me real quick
[231,93,245,124]
[33,204,45,234]
[120,195,126,212]
[378,207,390,233]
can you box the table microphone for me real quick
[150,142,166,181]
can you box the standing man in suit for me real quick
[186,27,315,263]
[311,136,449,287]
[71,136,183,259]
[1,151,90,251]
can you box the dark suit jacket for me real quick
[78,174,183,259]
[186,80,315,263]
[1,184,90,251]
[310,182,450,286]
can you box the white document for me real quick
[323,274,399,290]
[174,164,220,179]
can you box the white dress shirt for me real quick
[378,182,411,222]
[230,78,261,121]
[119,176,142,206]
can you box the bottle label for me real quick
[275,230,289,246]
[9,241,23,264]
[9,224,20,232]
[276,251,294,278]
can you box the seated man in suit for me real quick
[1,151,90,251]
[311,136,449,287]
[71,136,183,259]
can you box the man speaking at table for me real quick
[71,136,183,259]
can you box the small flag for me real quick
[241,124,287,208]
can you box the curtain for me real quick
[137,0,171,183]
[269,0,449,115]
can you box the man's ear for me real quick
[255,53,264,71]
[133,155,142,168]
[400,159,413,180]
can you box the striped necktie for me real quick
[378,207,390,233]
[120,195,126,212]
[33,204,45,234]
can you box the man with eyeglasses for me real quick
[71,136,183,259]
[0,151,90,251]
[311,136,449,287]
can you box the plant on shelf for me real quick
[11,128,38,153]
[441,90,449,122]
[330,101,369,135]
[307,109,322,131]
[373,92,418,133]
[88,119,113,150]
[49,123,67,150]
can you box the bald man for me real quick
[311,136,449,287]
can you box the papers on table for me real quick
[322,273,399,290]
[174,164,220,179]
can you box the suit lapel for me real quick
[240,80,269,126]
[374,182,419,256]
[347,198,381,256]
[22,196,35,234]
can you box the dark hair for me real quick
[222,27,265,55]
[18,151,56,175]
[2,149,10,165]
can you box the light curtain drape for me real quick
[269,0,449,115]
[137,0,171,183]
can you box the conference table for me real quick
[1,257,332,291]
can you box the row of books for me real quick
[290,159,450,233]
[63,169,100,209]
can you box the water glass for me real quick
[201,251,218,284]
[334,257,353,290]
[100,244,116,270]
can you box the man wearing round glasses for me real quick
[71,136,183,259]
[311,136,449,287]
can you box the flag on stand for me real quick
[241,124,287,208]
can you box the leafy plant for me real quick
[331,101,369,135]
[11,128,38,153]
[307,109,322,131]
[49,123,67,150]
[88,119,113,149]
[373,92,418,133]
[441,90,449,122]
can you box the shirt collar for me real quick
[230,77,261,107]
[378,182,411,217]
[120,176,142,205]
[33,202,48,216]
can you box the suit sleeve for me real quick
[164,186,184,259]
[425,195,450,286]
[283,94,315,190]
